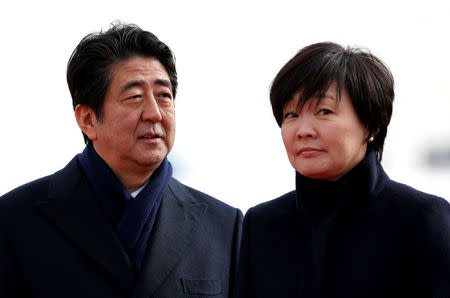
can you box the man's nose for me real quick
[296,117,316,139]
[141,95,162,122]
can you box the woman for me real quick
[235,42,450,297]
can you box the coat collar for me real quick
[295,151,388,221]
[36,157,208,296]
[36,156,135,294]
[133,178,207,297]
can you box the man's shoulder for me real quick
[0,156,81,209]
[167,178,241,217]
[0,175,52,207]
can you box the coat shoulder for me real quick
[0,175,51,209]
[377,179,450,249]
[381,179,450,291]
[248,190,297,218]
[168,178,242,219]
[0,156,80,210]
[380,179,450,216]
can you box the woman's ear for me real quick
[365,127,377,143]
[75,105,98,141]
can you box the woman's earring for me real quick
[369,136,374,142]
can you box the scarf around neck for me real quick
[77,145,173,269]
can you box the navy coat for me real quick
[0,156,242,298]
[235,152,450,298]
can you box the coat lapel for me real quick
[36,157,135,292]
[133,178,207,297]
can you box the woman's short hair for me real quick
[270,42,394,161]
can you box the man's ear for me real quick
[75,104,98,141]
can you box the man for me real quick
[0,23,242,297]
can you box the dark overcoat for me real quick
[0,157,242,298]
[235,152,450,298]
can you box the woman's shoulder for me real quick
[379,178,450,223]
[243,191,299,238]
[246,190,297,219]
[382,178,447,205]
[382,180,450,281]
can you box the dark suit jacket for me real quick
[0,156,242,298]
[235,152,450,298]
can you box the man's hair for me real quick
[67,22,177,144]
[270,42,394,161]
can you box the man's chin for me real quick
[136,154,166,168]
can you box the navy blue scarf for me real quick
[77,145,173,270]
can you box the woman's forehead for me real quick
[284,84,341,110]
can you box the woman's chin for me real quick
[295,168,341,181]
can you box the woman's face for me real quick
[281,83,368,181]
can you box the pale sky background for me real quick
[1,0,449,212]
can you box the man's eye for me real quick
[127,94,142,100]
[160,92,173,99]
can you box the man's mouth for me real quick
[138,133,163,142]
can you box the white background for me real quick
[1,0,449,211]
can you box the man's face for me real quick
[91,56,175,177]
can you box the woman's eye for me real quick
[284,112,298,119]
[318,109,332,115]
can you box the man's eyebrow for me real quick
[155,79,172,89]
[121,80,145,93]
[120,79,172,93]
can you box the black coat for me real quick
[0,156,242,298]
[235,152,450,298]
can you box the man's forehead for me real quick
[110,56,170,84]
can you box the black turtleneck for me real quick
[293,151,384,297]
[236,151,450,298]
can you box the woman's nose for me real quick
[296,118,316,139]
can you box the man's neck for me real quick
[91,144,159,193]
[113,168,154,193]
